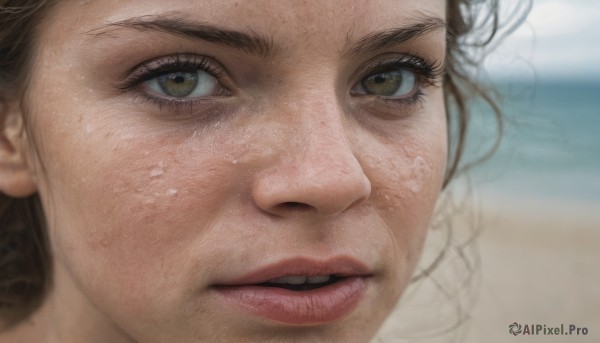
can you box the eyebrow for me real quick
[344,16,447,57]
[87,14,275,57]
[87,14,445,58]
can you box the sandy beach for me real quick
[464,192,600,342]
[373,189,600,342]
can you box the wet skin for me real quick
[0,0,447,342]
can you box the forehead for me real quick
[50,0,446,45]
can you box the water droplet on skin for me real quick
[119,133,135,140]
[407,156,427,193]
[149,161,167,177]
[150,168,164,177]
[166,188,178,196]
[232,160,238,165]
[407,182,419,193]
[85,124,93,134]
[143,150,150,156]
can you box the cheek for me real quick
[37,122,239,298]
[360,116,447,274]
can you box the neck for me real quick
[0,264,135,343]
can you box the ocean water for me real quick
[464,80,600,203]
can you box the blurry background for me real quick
[466,0,600,342]
[375,1,600,342]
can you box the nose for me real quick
[251,106,371,217]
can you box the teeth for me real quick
[307,275,330,284]
[269,276,308,284]
[268,275,332,284]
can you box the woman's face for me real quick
[24,0,446,341]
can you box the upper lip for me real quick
[216,256,372,286]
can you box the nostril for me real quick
[251,154,371,216]
[280,202,312,211]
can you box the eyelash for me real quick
[119,53,443,111]
[121,54,224,88]
[119,53,228,109]
[355,55,444,106]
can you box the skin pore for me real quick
[0,0,447,342]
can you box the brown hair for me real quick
[0,0,53,328]
[0,0,528,328]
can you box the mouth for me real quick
[258,274,343,291]
[212,256,372,325]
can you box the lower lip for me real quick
[214,277,368,325]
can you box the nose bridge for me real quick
[298,101,357,174]
[268,75,354,165]
[280,82,362,181]
[251,88,372,217]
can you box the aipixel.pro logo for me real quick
[509,322,589,336]
[509,322,522,336]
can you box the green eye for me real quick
[360,69,417,97]
[147,70,218,98]
[156,72,199,97]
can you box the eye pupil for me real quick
[361,70,416,97]
[157,71,199,97]
[173,75,185,84]
[373,74,387,84]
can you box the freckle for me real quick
[99,238,109,248]
[166,188,178,196]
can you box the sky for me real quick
[485,0,600,81]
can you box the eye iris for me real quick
[362,70,412,96]
[157,72,199,97]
